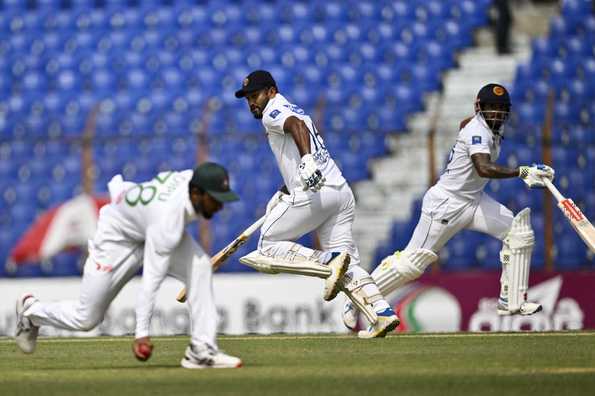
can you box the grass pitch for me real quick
[1,332,594,396]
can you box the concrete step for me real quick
[351,4,552,271]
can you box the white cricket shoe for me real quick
[497,300,542,316]
[323,252,350,301]
[181,344,242,369]
[342,300,358,330]
[357,308,400,339]
[15,293,39,354]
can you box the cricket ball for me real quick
[134,342,153,361]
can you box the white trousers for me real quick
[26,225,218,348]
[257,183,383,306]
[258,183,361,267]
[406,186,514,252]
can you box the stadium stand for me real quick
[374,0,594,271]
[4,0,590,277]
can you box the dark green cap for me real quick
[190,162,239,203]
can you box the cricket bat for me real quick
[543,178,595,253]
[176,215,266,302]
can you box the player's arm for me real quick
[283,115,311,156]
[135,213,184,341]
[471,153,519,179]
[283,116,325,192]
[472,153,555,187]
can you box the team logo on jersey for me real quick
[493,86,505,96]
[243,78,249,87]
[472,136,482,145]
[269,109,281,119]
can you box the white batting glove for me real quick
[298,154,325,192]
[265,190,284,215]
[519,164,555,188]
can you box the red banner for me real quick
[387,271,595,332]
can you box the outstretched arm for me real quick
[471,153,555,188]
[471,153,519,179]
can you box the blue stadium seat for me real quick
[43,252,82,277]
[0,0,521,275]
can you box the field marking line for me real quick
[0,332,594,344]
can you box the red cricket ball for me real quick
[134,342,153,361]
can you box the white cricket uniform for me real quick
[25,170,219,348]
[256,93,361,265]
[406,115,514,252]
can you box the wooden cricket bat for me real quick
[176,215,266,302]
[543,178,595,254]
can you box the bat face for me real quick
[560,199,585,222]
[558,199,595,253]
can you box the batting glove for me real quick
[519,164,555,188]
[299,154,326,192]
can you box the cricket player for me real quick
[343,83,556,330]
[15,162,243,369]
[235,70,398,338]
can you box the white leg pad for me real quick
[341,275,381,324]
[239,251,331,279]
[499,247,510,300]
[371,249,438,296]
[503,208,534,312]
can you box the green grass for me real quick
[1,332,594,396]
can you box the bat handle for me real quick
[542,178,565,203]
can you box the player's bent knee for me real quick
[382,249,437,280]
[76,312,104,331]
[371,249,438,296]
[504,208,535,250]
[239,251,280,274]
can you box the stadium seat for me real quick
[0,0,553,275]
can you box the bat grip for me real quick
[542,178,565,203]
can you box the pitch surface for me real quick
[1,332,594,395]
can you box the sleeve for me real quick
[465,128,492,156]
[262,105,292,135]
[134,209,185,338]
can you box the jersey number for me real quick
[125,171,173,207]
[310,123,326,151]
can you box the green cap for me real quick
[189,162,240,203]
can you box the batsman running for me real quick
[15,163,243,369]
[343,83,556,330]
[235,70,399,338]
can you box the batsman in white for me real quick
[235,70,399,338]
[15,162,243,369]
[343,83,556,330]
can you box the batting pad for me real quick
[503,208,535,312]
[239,251,332,278]
[371,249,438,296]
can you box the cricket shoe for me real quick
[181,344,242,369]
[357,308,400,339]
[15,293,39,354]
[342,300,358,330]
[323,252,350,302]
[497,300,542,316]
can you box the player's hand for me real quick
[265,191,284,215]
[519,164,555,188]
[133,336,154,361]
[298,154,326,192]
